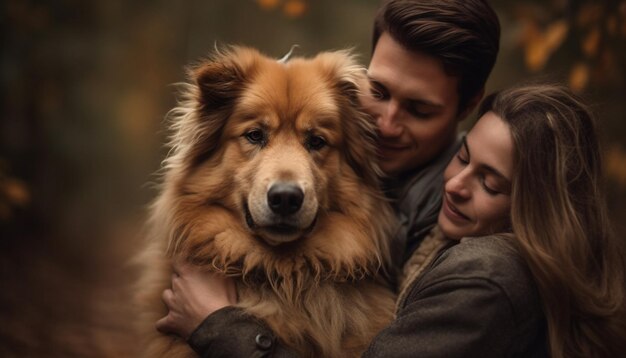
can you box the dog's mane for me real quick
[151,46,395,293]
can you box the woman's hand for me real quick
[155,261,237,339]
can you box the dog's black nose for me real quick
[267,183,304,215]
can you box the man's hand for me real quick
[155,261,237,339]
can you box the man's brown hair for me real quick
[373,0,500,112]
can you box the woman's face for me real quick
[438,111,514,240]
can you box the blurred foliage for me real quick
[515,0,626,92]
[490,0,626,212]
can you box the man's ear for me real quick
[457,88,485,121]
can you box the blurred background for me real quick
[1,0,625,356]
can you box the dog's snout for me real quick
[267,183,304,215]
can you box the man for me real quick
[157,0,501,355]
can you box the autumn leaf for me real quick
[523,19,569,72]
[569,62,589,92]
[582,27,600,58]
[3,178,30,207]
[0,175,30,221]
[606,145,626,189]
[257,0,280,10]
[283,0,306,18]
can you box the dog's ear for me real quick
[176,47,259,168]
[319,51,382,187]
[193,47,258,111]
[337,77,381,187]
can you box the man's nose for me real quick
[445,169,471,200]
[376,101,403,137]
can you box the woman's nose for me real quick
[445,170,471,200]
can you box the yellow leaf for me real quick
[522,20,568,72]
[606,145,626,188]
[525,39,549,72]
[257,0,280,10]
[544,20,569,51]
[522,21,548,71]
[3,178,30,207]
[569,62,589,92]
[283,0,306,18]
[582,27,600,57]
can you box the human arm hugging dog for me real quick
[156,262,236,340]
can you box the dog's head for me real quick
[166,47,379,239]
[156,46,391,277]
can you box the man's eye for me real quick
[244,129,266,145]
[407,106,435,119]
[369,84,387,100]
[306,135,327,151]
[456,154,469,165]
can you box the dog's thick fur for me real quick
[135,46,397,357]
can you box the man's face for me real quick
[363,32,462,176]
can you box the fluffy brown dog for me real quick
[135,46,396,357]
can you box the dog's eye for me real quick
[244,129,266,145]
[307,135,327,151]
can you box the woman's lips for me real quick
[442,196,471,223]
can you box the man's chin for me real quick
[379,161,404,177]
[379,159,421,178]
[378,149,412,174]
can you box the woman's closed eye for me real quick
[481,176,502,195]
[456,147,469,165]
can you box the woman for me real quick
[156,83,626,357]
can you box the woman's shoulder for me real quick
[447,234,521,263]
[396,234,548,357]
[433,234,530,286]
[424,234,540,313]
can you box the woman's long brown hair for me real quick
[480,83,626,357]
